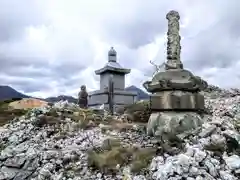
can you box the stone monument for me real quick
[143,10,208,138]
[88,47,137,111]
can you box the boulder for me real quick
[147,112,203,140]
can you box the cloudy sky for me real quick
[0,0,240,98]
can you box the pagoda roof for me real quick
[95,61,131,75]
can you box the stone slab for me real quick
[150,91,205,111]
[88,90,137,109]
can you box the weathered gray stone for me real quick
[13,170,32,180]
[166,10,182,69]
[143,64,208,93]
[150,91,205,110]
[22,157,39,171]
[0,147,14,161]
[0,166,19,180]
[4,154,26,168]
[147,112,202,138]
[199,125,217,138]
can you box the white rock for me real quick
[133,175,146,180]
[219,170,238,180]
[224,155,240,170]
[194,149,207,163]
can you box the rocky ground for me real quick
[0,86,240,180]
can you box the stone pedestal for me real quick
[88,89,137,111]
[147,112,203,137]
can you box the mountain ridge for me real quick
[0,85,30,101]
[0,85,149,103]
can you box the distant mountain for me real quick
[0,86,30,101]
[0,85,78,103]
[45,86,149,103]
[45,95,78,103]
[0,85,148,103]
[125,85,149,100]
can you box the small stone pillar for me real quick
[143,10,208,139]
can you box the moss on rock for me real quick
[88,146,132,173]
[0,99,28,126]
[124,100,150,123]
[130,148,156,173]
[87,137,156,174]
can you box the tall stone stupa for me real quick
[143,10,208,138]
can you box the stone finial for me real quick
[165,10,183,70]
[166,10,180,21]
[108,47,117,62]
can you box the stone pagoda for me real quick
[88,47,137,110]
[143,10,208,138]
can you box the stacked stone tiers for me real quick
[143,69,207,111]
[143,10,207,112]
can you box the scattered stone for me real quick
[0,91,240,179]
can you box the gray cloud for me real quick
[101,0,240,73]
[1,0,240,97]
[0,0,48,42]
[0,55,48,72]
[0,75,50,93]
[182,6,240,71]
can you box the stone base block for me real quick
[147,111,203,138]
[88,90,137,112]
[150,91,205,111]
